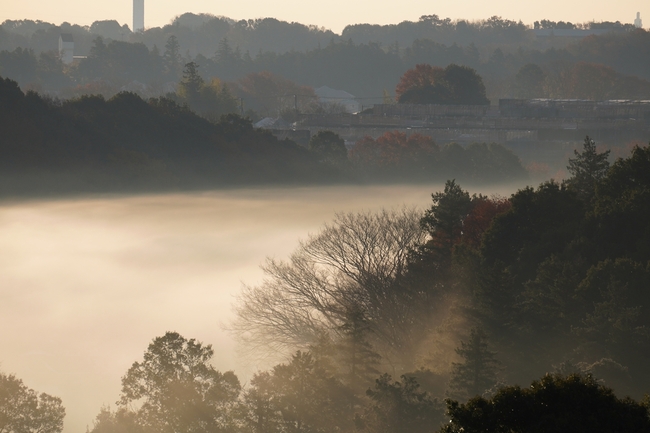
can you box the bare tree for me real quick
[231,208,429,369]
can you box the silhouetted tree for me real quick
[118,332,241,433]
[231,208,427,369]
[396,64,489,105]
[448,329,500,400]
[567,136,610,201]
[514,63,546,98]
[442,374,650,433]
[356,374,444,433]
[163,35,182,80]
[0,372,65,433]
[308,130,348,166]
[420,180,472,266]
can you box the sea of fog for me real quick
[0,184,520,433]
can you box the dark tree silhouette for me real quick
[420,179,472,266]
[448,328,501,400]
[118,332,241,433]
[356,374,444,433]
[308,130,348,166]
[567,136,610,201]
[442,374,650,433]
[0,372,65,433]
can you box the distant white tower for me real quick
[59,34,74,64]
[634,12,642,28]
[133,0,144,32]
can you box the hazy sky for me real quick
[1,0,647,33]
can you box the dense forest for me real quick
[232,138,650,400]
[1,15,650,101]
[3,139,650,432]
[0,75,527,196]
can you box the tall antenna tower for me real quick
[133,0,144,32]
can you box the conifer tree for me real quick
[335,305,381,392]
[567,136,610,201]
[448,328,500,400]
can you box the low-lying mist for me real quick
[0,183,522,433]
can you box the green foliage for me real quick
[357,374,444,433]
[589,144,650,261]
[163,35,182,80]
[442,374,650,433]
[176,62,239,120]
[448,329,501,400]
[420,180,472,265]
[308,131,348,166]
[0,372,66,433]
[481,181,584,287]
[567,136,611,201]
[89,406,143,433]
[242,351,355,433]
[514,63,546,98]
[118,332,241,433]
[0,76,333,195]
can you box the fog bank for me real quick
[0,184,519,433]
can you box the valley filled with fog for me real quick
[0,184,520,433]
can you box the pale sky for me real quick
[1,0,647,33]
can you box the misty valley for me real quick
[3,141,650,433]
[3,9,650,433]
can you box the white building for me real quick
[315,86,361,114]
[634,12,643,29]
[59,34,74,65]
[133,0,144,32]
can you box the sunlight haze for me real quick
[2,0,647,32]
[0,184,519,433]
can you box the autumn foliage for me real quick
[395,64,490,105]
[350,131,439,175]
[461,196,512,249]
[395,64,445,101]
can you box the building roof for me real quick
[60,33,74,43]
[315,85,355,101]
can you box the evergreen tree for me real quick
[335,305,381,392]
[180,61,204,99]
[308,130,348,166]
[163,35,182,80]
[443,374,650,433]
[567,136,610,201]
[420,179,472,266]
[448,329,500,400]
[357,374,444,433]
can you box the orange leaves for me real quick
[349,131,439,169]
[462,196,511,249]
[395,64,445,101]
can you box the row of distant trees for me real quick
[1,14,638,58]
[0,74,528,196]
[1,23,650,101]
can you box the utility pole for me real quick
[240,97,244,116]
[294,94,298,112]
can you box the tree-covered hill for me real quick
[0,76,335,195]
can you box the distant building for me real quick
[315,86,361,114]
[59,34,74,65]
[635,12,643,28]
[133,0,144,32]
[533,28,610,38]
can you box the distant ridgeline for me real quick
[1,15,649,101]
[0,76,529,196]
[0,76,336,195]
